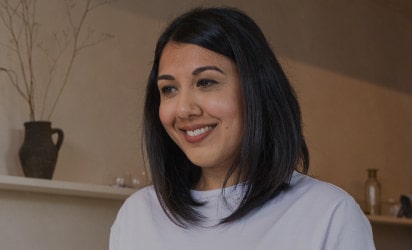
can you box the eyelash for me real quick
[197,78,218,88]
[160,86,176,95]
[159,78,218,96]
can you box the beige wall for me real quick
[1,0,411,201]
[0,189,123,250]
[1,0,411,249]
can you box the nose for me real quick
[176,91,201,119]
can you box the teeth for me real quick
[186,126,213,137]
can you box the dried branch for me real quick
[47,0,114,119]
[0,0,114,121]
[0,67,27,100]
[37,31,70,119]
[0,0,36,120]
[47,0,90,119]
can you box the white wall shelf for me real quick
[0,175,137,200]
[367,215,412,227]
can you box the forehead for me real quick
[159,42,233,72]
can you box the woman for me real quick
[110,7,375,250]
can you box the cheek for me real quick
[158,102,174,128]
[207,95,242,122]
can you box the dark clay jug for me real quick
[19,121,64,179]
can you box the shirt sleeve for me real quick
[109,219,120,250]
[323,197,376,250]
[110,205,125,250]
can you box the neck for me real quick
[194,168,240,191]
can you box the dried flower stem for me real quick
[0,0,113,121]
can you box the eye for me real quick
[160,85,177,96]
[197,78,218,88]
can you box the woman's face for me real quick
[157,42,243,174]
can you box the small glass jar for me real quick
[364,168,381,215]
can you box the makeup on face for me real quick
[157,42,243,181]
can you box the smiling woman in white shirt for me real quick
[110,7,375,250]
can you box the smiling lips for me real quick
[182,125,216,143]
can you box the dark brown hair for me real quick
[143,6,309,227]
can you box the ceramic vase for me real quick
[19,121,64,179]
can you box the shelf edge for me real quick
[367,215,412,227]
[0,175,137,200]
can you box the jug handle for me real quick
[51,128,64,151]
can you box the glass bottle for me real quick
[364,168,381,215]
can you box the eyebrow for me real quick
[192,65,224,75]
[157,65,224,81]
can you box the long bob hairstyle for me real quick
[143,6,309,227]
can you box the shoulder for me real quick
[110,186,172,249]
[284,171,371,231]
[111,185,167,232]
[285,172,375,249]
[289,171,355,204]
[112,185,160,225]
[119,185,158,213]
[125,185,156,204]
